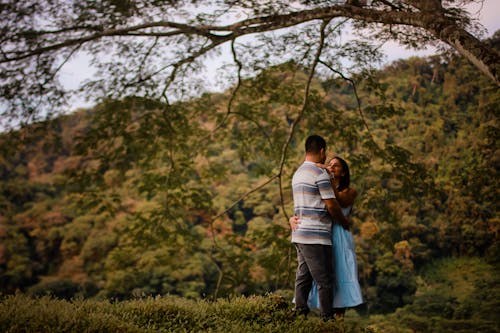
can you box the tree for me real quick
[1,0,498,304]
[1,0,499,126]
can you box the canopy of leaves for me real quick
[1,0,498,128]
[1,33,498,330]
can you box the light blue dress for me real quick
[308,206,363,309]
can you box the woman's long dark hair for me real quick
[332,156,350,191]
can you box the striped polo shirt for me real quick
[291,161,335,245]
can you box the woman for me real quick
[290,156,363,319]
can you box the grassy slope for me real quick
[1,257,498,333]
[0,293,371,333]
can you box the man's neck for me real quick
[305,154,321,163]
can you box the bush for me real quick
[0,293,371,333]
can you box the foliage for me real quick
[0,32,498,327]
[0,293,372,333]
[0,0,498,126]
[1,257,498,332]
[363,257,500,333]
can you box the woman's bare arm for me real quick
[335,187,357,208]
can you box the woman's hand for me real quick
[289,216,301,230]
[316,163,335,180]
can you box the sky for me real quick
[60,1,500,109]
[382,0,500,61]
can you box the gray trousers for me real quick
[294,243,333,319]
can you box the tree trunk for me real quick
[431,23,500,85]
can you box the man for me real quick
[291,134,350,321]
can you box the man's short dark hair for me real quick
[305,135,326,154]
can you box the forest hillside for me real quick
[0,32,499,332]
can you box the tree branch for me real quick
[277,19,330,224]
[211,174,279,221]
[3,3,497,84]
[210,39,243,135]
[157,38,229,103]
[1,21,228,63]
[318,59,373,136]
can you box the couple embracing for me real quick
[291,134,363,321]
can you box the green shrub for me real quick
[0,293,371,333]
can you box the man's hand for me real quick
[342,216,352,231]
[324,198,350,231]
[289,215,301,230]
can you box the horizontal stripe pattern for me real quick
[292,161,335,245]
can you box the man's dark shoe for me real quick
[291,307,309,319]
[320,313,335,322]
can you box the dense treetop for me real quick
[0,3,498,331]
[1,39,498,310]
[1,0,499,127]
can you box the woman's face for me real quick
[328,158,344,178]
